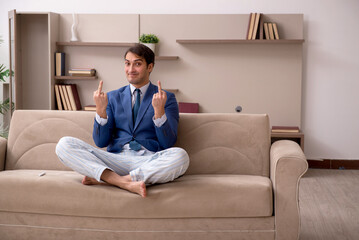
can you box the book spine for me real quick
[69,73,95,77]
[66,85,77,110]
[70,84,82,110]
[247,13,256,40]
[272,23,280,40]
[55,52,65,76]
[68,70,95,74]
[246,13,253,40]
[268,23,275,40]
[251,13,261,40]
[61,85,72,111]
[58,84,68,110]
[54,85,63,110]
[264,23,270,40]
[259,14,264,40]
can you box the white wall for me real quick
[0,0,358,160]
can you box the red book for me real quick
[69,84,82,110]
[178,102,199,113]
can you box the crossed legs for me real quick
[55,137,189,198]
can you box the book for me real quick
[55,52,65,76]
[247,13,256,40]
[70,68,95,70]
[264,23,270,40]
[55,84,82,111]
[54,85,63,110]
[61,85,72,111]
[272,126,300,133]
[251,13,261,40]
[69,69,96,76]
[66,85,77,110]
[69,84,82,110]
[69,73,96,77]
[57,84,68,110]
[272,23,280,40]
[268,23,275,40]
[178,102,199,113]
[246,13,252,40]
[84,105,96,111]
[258,14,264,39]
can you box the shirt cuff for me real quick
[95,113,108,126]
[153,114,167,127]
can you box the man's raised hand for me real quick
[152,80,167,119]
[93,80,108,118]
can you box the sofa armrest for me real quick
[270,140,308,240]
[0,137,7,171]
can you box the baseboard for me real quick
[308,159,359,170]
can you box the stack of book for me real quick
[246,13,280,40]
[271,126,300,133]
[247,13,262,40]
[68,68,96,77]
[264,22,280,40]
[54,84,82,111]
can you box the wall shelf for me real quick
[56,42,137,47]
[54,76,98,80]
[155,56,179,60]
[56,42,179,60]
[176,39,304,44]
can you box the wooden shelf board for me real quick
[155,56,179,60]
[56,43,179,59]
[56,42,137,47]
[176,39,304,44]
[54,76,98,80]
[271,132,304,138]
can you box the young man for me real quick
[56,44,189,197]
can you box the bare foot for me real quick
[125,181,147,198]
[82,176,108,186]
[100,170,147,198]
[83,175,147,197]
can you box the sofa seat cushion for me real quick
[0,170,273,218]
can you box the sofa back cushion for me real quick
[6,110,96,171]
[175,113,270,177]
[6,111,270,177]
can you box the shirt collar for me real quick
[130,82,150,96]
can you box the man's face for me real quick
[125,52,153,87]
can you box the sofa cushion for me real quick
[0,170,273,218]
[6,110,96,171]
[176,113,270,177]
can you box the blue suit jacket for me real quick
[93,82,179,153]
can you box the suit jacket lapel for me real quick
[134,82,155,131]
[120,85,134,131]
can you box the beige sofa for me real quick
[0,110,308,240]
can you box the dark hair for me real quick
[124,43,155,66]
